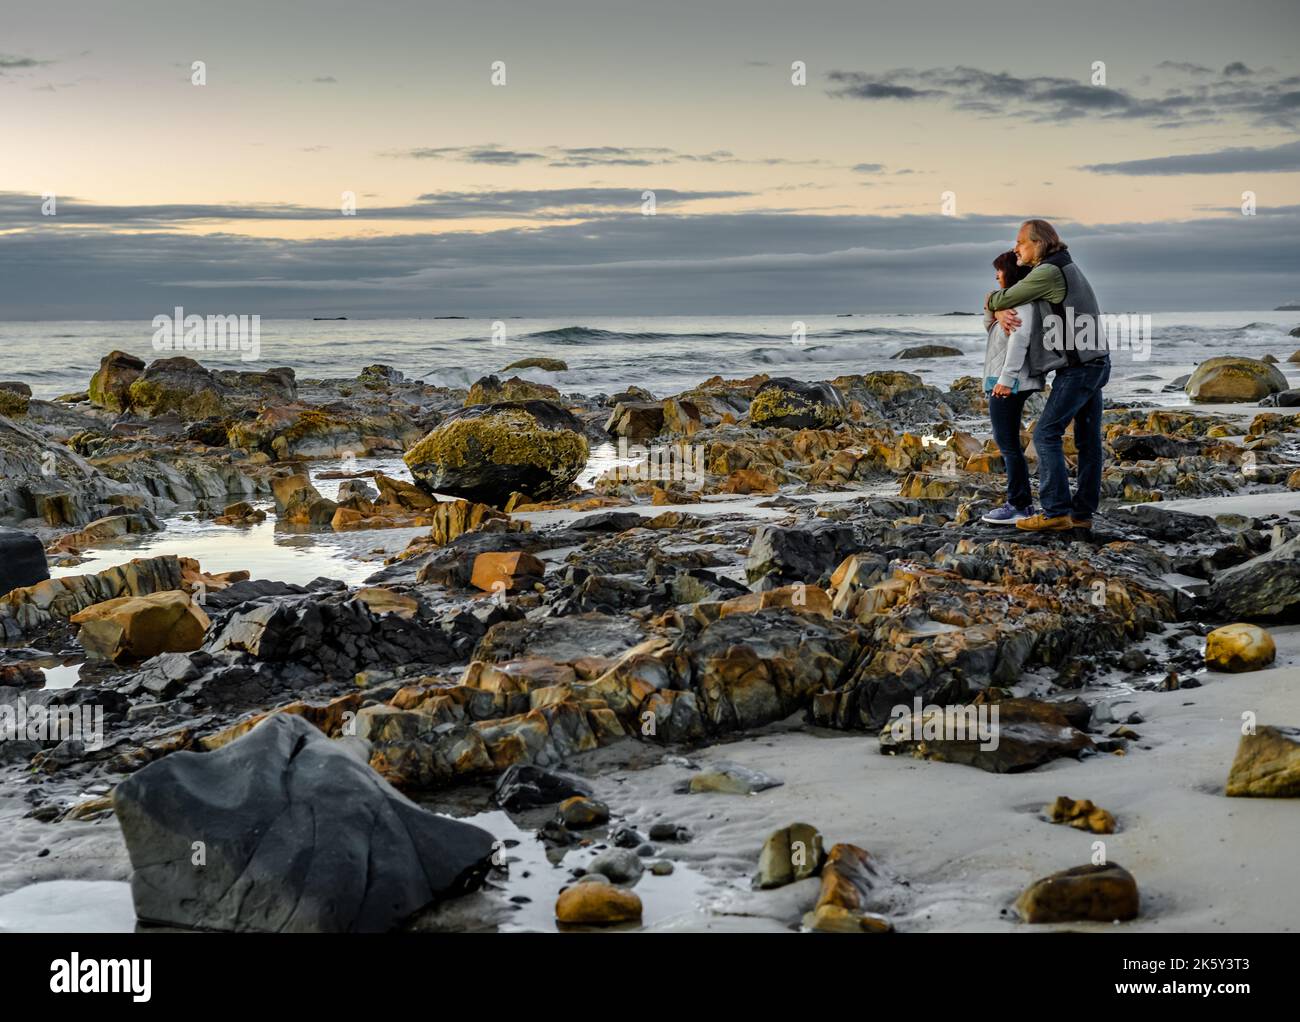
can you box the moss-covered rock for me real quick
[503,357,568,372]
[1186,356,1288,403]
[0,384,31,417]
[749,377,846,430]
[357,364,405,390]
[891,344,963,359]
[87,350,146,412]
[404,400,589,507]
[465,375,562,406]
[127,357,228,418]
[1225,726,1300,797]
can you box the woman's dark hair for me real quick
[993,250,1030,286]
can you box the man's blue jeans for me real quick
[1033,358,1111,520]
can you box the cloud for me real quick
[384,143,823,168]
[1082,139,1300,175]
[1156,61,1214,76]
[2,207,1295,319]
[824,62,1300,128]
[312,75,338,84]
[0,188,750,228]
[395,145,548,165]
[851,163,886,173]
[0,52,53,80]
[0,54,48,69]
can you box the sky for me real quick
[1,0,1298,318]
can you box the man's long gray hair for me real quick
[1022,218,1067,255]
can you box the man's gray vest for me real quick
[1025,248,1109,375]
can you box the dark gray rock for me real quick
[113,713,496,932]
[492,763,594,811]
[474,611,646,663]
[205,592,455,681]
[569,511,645,532]
[587,847,644,885]
[1111,433,1204,461]
[745,522,859,586]
[648,822,692,842]
[0,527,49,597]
[1209,533,1300,622]
[891,344,963,360]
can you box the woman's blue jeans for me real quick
[988,389,1033,509]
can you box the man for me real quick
[983,219,1110,532]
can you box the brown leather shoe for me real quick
[1015,513,1073,532]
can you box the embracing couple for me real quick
[978,218,1111,532]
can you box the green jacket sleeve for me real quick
[985,263,1065,311]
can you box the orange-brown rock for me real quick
[555,883,642,926]
[354,587,420,619]
[1014,863,1140,923]
[801,843,893,933]
[1046,796,1116,834]
[461,657,577,692]
[198,692,365,751]
[71,590,210,663]
[470,551,546,592]
[719,584,832,619]
[720,468,780,495]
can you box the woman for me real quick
[980,250,1047,525]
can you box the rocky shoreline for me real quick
[1,348,1298,933]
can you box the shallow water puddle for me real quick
[449,809,733,932]
[38,660,84,690]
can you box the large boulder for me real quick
[71,589,210,663]
[1205,623,1276,672]
[1185,357,1288,403]
[0,527,49,598]
[404,401,589,507]
[112,714,497,932]
[127,357,227,417]
[748,377,846,430]
[0,383,31,417]
[88,350,146,412]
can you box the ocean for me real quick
[4,312,1298,404]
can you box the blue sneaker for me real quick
[981,502,1034,525]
